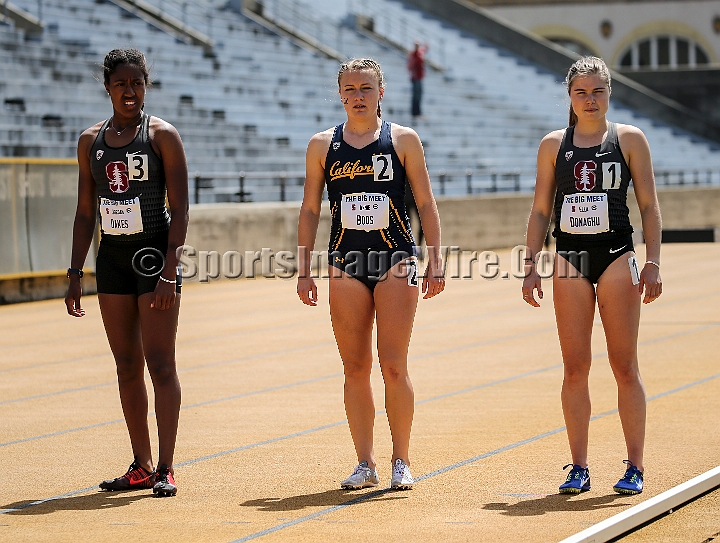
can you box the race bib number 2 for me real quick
[100,196,143,235]
[372,154,393,181]
[341,193,389,231]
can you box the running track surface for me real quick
[0,244,718,543]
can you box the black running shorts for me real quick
[96,232,179,296]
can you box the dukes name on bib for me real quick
[100,196,143,235]
[560,193,609,234]
[340,192,389,231]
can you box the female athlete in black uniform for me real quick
[298,58,444,490]
[65,49,189,497]
[523,57,662,495]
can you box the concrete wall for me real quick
[2,180,720,301]
[183,186,720,257]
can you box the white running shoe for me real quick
[340,461,379,489]
[390,458,414,490]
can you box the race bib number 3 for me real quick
[560,193,610,234]
[372,154,393,181]
[126,153,149,181]
[100,196,143,235]
[341,193,390,231]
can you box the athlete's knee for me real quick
[145,355,178,384]
[379,361,409,384]
[114,355,145,382]
[563,361,591,383]
[343,358,372,381]
[610,358,641,386]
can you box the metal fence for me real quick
[192,167,720,203]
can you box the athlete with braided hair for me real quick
[298,58,444,490]
[523,56,662,495]
[65,49,188,497]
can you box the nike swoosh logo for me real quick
[596,151,611,157]
[609,245,627,254]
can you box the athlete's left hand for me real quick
[422,264,445,299]
[151,277,177,310]
[639,263,662,304]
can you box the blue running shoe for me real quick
[559,464,591,494]
[613,460,643,495]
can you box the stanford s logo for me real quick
[573,160,597,191]
[106,161,130,193]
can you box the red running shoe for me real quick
[153,464,177,497]
[99,458,155,491]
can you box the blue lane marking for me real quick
[226,372,720,543]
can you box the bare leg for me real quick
[553,256,597,468]
[597,252,645,471]
[329,273,376,468]
[138,292,182,472]
[98,293,153,473]
[374,261,419,464]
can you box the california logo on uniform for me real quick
[105,161,130,193]
[333,142,341,151]
[96,150,104,160]
[565,151,573,161]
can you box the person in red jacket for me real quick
[407,41,428,118]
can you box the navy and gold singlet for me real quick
[325,121,416,290]
[90,112,170,242]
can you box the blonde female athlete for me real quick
[297,58,444,490]
[65,49,188,497]
[522,56,662,495]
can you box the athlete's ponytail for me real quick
[565,56,611,127]
[337,58,385,118]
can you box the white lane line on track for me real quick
[559,467,720,543]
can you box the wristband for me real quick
[645,260,660,269]
[158,275,176,284]
[67,268,84,278]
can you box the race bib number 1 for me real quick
[126,153,149,181]
[100,196,143,235]
[341,192,390,231]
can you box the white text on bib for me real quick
[100,196,143,235]
[341,193,389,231]
[560,193,609,234]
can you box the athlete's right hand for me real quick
[65,278,85,317]
[297,277,318,306]
[521,268,543,308]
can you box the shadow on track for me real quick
[483,493,632,516]
[2,491,155,515]
[240,488,408,511]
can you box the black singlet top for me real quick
[553,122,633,241]
[325,121,415,253]
[90,112,170,241]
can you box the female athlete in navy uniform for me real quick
[297,58,444,490]
[65,49,188,497]
[523,57,662,495]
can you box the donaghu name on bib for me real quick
[569,216,602,228]
[329,160,374,181]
